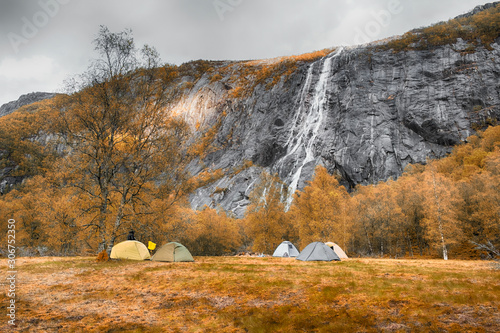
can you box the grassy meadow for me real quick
[1,256,499,332]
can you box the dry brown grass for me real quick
[1,256,499,332]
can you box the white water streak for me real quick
[279,48,343,209]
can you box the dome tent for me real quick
[110,240,151,260]
[324,242,348,259]
[151,242,194,262]
[272,241,300,257]
[296,242,341,261]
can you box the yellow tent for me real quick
[110,240,151,260]
[324,242,348,259]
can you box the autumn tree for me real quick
[182,206,241,256]
[55,26,190,253]
[393,171,428,256]
[0,100,59,189]
[352,180,406,257]
[0,175,84,255]
[421,167,464,260]
[244,171,295,254]
[290,166,351,250]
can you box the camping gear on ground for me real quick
[272,241,300,257]
[151,242,194,262]
[296,242,341,261]
[324,242,348,259]
[110,240,151,260]
[148,241,157,251]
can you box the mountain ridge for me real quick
[0,92,57,118]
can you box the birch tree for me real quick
[421,168,463,260]
[56,26,189,253]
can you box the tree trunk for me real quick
[363,222,373,255]
[431,172,448,260]
[99,201,108,253]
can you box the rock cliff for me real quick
[0,92,56,117]
[182,38,500,217]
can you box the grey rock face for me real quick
[186,41,500,217]
[3,42,499,219]
[0,92,56,117]
[455,2,499,19]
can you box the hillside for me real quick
[0,4,499,259]
[0,92,56,118]
[2,5,499,217]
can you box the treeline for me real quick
[1,112,499,259]
[245,126,500,259]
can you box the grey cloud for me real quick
[0,0,494,106]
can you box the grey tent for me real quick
[272,241,300,257]
[296,242,341,261]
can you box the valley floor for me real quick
[1,256,499,332]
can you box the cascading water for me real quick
[276,47,343,209]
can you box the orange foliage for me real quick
[382,3,500,52]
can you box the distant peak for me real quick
[455,1,500,19]
[0,92,56,117]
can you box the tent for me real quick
[296,242,341,261]
[272,241,300,257]
[324,242,348,259]
[110,240,151,260]
[151,242,194,262]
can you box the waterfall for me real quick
[277,48,343,210]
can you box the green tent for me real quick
[110,240,151,260]
[151,242,194,262]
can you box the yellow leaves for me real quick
[150,203,241,256]
[480,125,500,152]
[421,170,464,256]
[287,48,333,63]
[0,175,84,253]
[0,100,59,179]
[229,86,244,99]
[184,206,241,256]
[187,118,223,158]
[187,169,225,191]
[290,166,351,249]
[209,73,223,83]
[222,48,335,100]
[244,172,292,254]
[382,3,500,52]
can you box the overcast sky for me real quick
[0,0,495,106]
